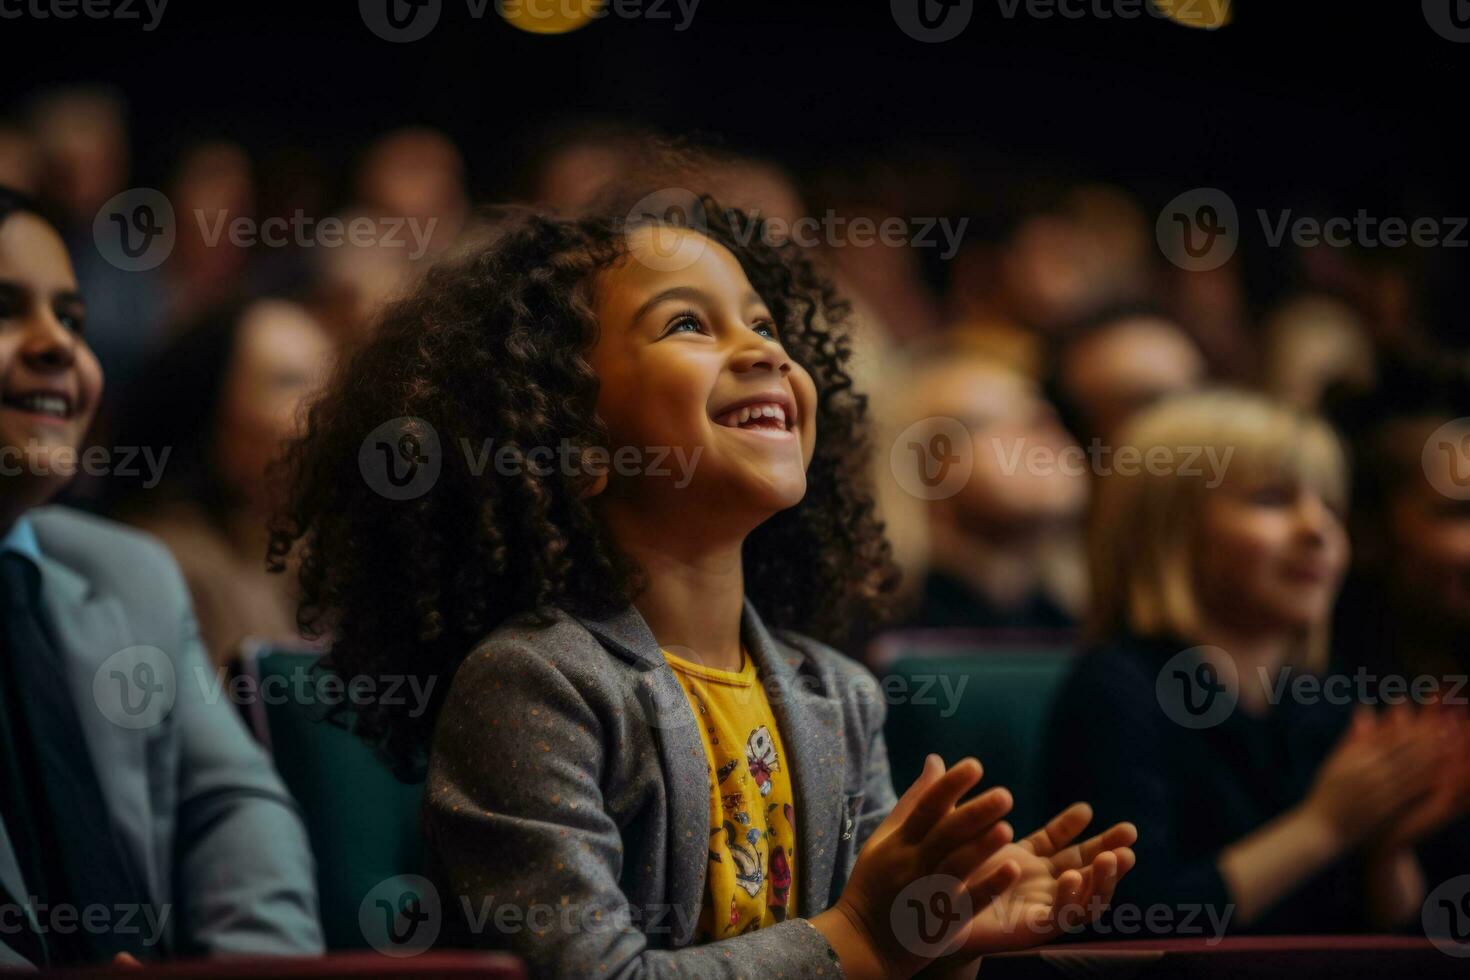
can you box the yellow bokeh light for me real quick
[499,0,606,35]
[1151,0,1233,30]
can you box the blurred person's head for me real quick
[307,207,419,346]
[0,186,104,522]
[1336,357,1470,634]
[170,141,255,276]
[528,120,652,213]
[696,154,805,231]
[110,297,332,527]
[1089,389,1349,668]
[1262,294,1376,411]
[356,127,466,255]
[907,346,1087,539]
[999,184,1152,333]
[1051,304,1208,447]
[28,87,129,223]
[0,124,42,196]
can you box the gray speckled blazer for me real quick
[424,598,898,978]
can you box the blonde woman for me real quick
[1044,389,1470,935]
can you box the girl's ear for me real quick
[578,448,609,500]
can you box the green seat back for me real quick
[246,647,426,950]
[878,638,1074,833]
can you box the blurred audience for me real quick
[28,86,167,398]
[897,343,1088,631]
[1049,304,1209,448]
[1046,389,1470,934]
[165,141,257,325]
[104,297,333,667]
[1331,357,1470,682]
[1263,293,1377,411]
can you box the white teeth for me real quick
[716,401,792,429]
[15,394,67,417]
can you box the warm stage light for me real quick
[1151,0,1233,30]
[500,0,606,35]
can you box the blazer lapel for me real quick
[575,606,709,948]
[34,553,158,902]
[739,601,846,919]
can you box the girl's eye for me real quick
[753,319,780,341]
[663,313,704,337]
[56,311,85,334]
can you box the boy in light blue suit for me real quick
[0,185,322,968]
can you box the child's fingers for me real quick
[1049,821,1138,872]
[965,857,1021,915]
[1051,868,1085,926]
[888,753,945,826]
[1020,802,1093,857]
[936,820,1014,882]
[1077,851,1121,922]
[925,786,1014,857]
[901,757,985,844]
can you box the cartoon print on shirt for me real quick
[746,725,778,797]
[720,820,764,897]
[767,844,792,921]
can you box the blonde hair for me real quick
[1086,389,1348,669]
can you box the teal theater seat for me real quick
[872,632,1075,834]
[241,644,426,950]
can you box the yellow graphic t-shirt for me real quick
[662,647,798,940]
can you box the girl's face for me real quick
[0,212,103,506]
[1193,476,1348,634]
[589,225,817,526]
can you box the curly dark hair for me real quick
[268,197,898,778]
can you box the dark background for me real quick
[4,1,1467,328]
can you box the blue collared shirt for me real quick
[0,515,41,568]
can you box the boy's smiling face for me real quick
[0,212,103,510]
[589,225,817,523]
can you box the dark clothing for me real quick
[905,570,1075,632]
[1330,572,1470,895]
[0,554,151,965]
[1043,633,1366,936]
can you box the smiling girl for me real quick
[1044,389,1470,935]
[273,197,1136,978]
